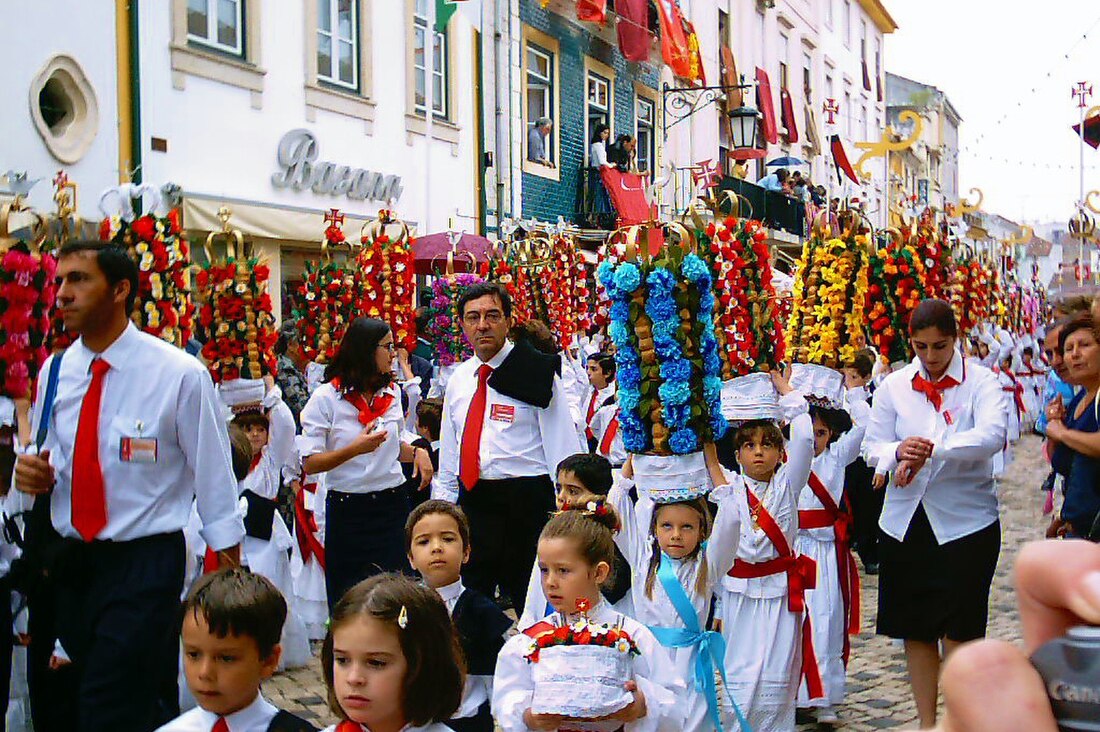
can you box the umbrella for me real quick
[412,231,495,275]
[766,156,807,167]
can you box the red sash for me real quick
[294,478,326,571]
[727,489,824,699]
[1001,371,1027,417]
[798,471,862,663]
[599,413,619,456]
[331,378,395,425]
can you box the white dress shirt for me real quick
[156,691,276,732]
[579,382,616,442]
[299,382,406,494]
[798,399,870,541]
[31,324,244,551]
[433,341,584,501]
[862,350,1008,544]
[590,403,626,466]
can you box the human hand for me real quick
[263,374,275,391]
[351,422,387,455]
[412,448,434,489]
[918,540,1100,732]
[770,368,793,396]
[872,472,888,491]
[1044,516,1067,539]
[15,451,54,495]
[522,709,566,730]
[895,436,935,462]
[290,479,303,497]
[608,681,647,723]
[895,459,926,487]
[1045,395,1065,423]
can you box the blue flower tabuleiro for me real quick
[600,242,727,456]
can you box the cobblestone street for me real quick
[264,435,1050,730]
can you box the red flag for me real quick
[780,89,799,143]
[830,134,861,185]
[656,0,692,78]
[616,0,650,62]
[577,0,606,24]
[755,67,779,145]
[1072,113,1100,149]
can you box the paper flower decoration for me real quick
[423,272,484,367]
[0,243,57,398]
[358,211,417,352]
[787,232,870,368]
[100,208,194,349]
[599,231,727,456]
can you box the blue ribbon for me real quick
[647,552,752,732]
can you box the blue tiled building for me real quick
[518,1,660,228]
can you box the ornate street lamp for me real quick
[727,105,761,151]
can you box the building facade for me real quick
[885,71,962,214]
[0,2,120,222]
[2,1,484,318]
[658,0,897,235]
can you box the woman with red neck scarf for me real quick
[300,318,435,610]
[862,299,1008,729]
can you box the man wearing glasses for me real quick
[433,282,582,615]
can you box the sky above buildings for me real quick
[886,0,1100,226]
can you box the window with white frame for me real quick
[825,0,834,27]
[526,43,554,164]
[843,0,852,44]
[802,51,813,97]
[586,69,611,159]
[636,97,655,175]
[414,0,447,117]
[317,0,358,89]
[187,0,244,56]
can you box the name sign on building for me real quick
[271,128,404,204]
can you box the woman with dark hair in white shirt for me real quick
[862,299,1008,729]
[299,317,434,610]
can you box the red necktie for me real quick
[911,372,960,412]
[585,389,599,440]
[459,365,493,490]
[72,358,110,541]
[212,718,229,732]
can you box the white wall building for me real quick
[143,0,481,316]
[2,1,483,319]
[0,2,120,222]
[668,0,896,230]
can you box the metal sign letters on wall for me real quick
[271,128,404,204]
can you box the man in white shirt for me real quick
[433,283,582,615]
[15,241,244,732]
[861,299,1007,729]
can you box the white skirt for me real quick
[243,514,313,670]
[718,589,801,732]
[291,545,329,640]
[795,534,846,707]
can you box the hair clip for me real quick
[397,605,408,629]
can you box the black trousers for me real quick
[325,487,412,612]
[53,531,185,732]
[845,457,884,566]
[457,474,556,617]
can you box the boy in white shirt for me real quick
[157,569,316,732]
